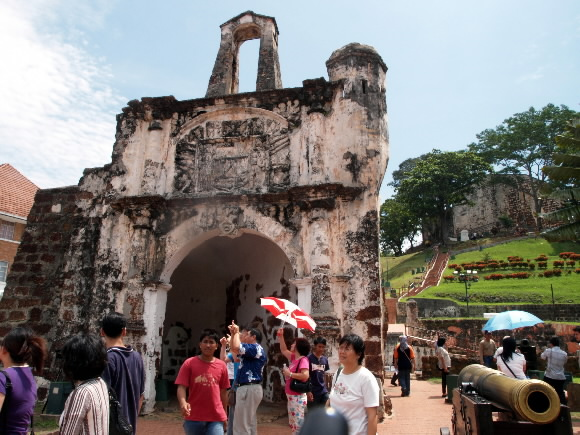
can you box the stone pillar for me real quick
[290,277,312,317]
[140,281,171,414]
[114,199,166,413]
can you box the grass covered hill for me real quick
[380,237,580,305]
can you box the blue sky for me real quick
[1,0,578,202]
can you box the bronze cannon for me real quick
[444,364,572,435]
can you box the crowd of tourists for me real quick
[481,330,572,405]
[0,313,145,435]
[0,320,578,435]
[176,322,379,435]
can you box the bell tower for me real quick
[206,11,283,97]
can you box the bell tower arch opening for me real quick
[237,38,260,93]
[160,231,296,386]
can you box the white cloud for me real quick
[515,67,545,84]
[0,0,124,188]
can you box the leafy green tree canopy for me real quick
[541,117,580,240]
[379,196,420,256]
[395,149,491,242]
[469,104,577,230]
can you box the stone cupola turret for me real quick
[206,11,283,97]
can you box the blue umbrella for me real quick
[482,310,544,331]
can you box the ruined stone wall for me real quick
[0,19,388,411]
[403,298,580,322]
[452,176,563,236]
[0,186,113,372]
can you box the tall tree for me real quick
[469,104,577,230]
[389,156,422,190]
[379,196,420,256]
[395,150,491,243]
[541,118,580,240]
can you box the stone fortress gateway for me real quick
[0,11,389,411]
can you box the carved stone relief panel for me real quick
[175,110,291,195]
[199,205,243,237]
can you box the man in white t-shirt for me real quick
[541,337,568,404]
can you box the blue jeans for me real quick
[398,369,411,396]
[183,420,224,435]
[483,356,493,368]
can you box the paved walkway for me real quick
[136,379,455,434]
[136,378,580,434]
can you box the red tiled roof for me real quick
[0,164,39,219]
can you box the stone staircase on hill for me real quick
[406,248,449,297]
[403,234,538,298]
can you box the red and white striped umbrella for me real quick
[260,297,317,332]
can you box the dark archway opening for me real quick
[161,232,295,402]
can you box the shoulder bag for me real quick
[289,357,312,394]
[107,383,133,435]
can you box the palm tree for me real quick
[540,118,580,240]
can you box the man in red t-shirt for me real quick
[176,329,230,434]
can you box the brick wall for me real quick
[0,222,27,269]
[0,186,102,377]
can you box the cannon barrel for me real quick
[458,364,561,424]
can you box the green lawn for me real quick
[384,238,580,304]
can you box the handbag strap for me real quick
[500,354,517,378]
[398,346,413,364]
[294,356,311,373]
[294,356,312,382]
[332,366,343,389]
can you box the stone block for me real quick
[10,263,28,272]
[8,310,26,321]
[29,307,42,321]
[567,382,580,412]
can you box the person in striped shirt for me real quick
[59,333,110,435]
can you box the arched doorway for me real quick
[160,231,296,401]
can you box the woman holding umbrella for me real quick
[277,328,311,434]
